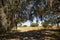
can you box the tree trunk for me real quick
[0,8,8,31]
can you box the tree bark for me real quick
[0,8,8,31]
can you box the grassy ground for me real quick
[0,26,60,40]
[11,26,60,32]
[11,26,44,32]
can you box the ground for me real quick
[0,26,60,40]
[11,26,59,32]
[11,26,44,32]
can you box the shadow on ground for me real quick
[0,29,60,40]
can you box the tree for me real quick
[0,0,8,31]
[0,0,60,31]
[0,0,27,31]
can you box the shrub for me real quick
[30,23,38,27]
[42,20,49,28]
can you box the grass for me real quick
[11,26,44,32]
[11,26,60,32]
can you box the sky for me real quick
[22,17,42,26]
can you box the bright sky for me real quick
[22,17,42,26]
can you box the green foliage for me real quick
[42,20,50,28]
[30,23,38,27]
